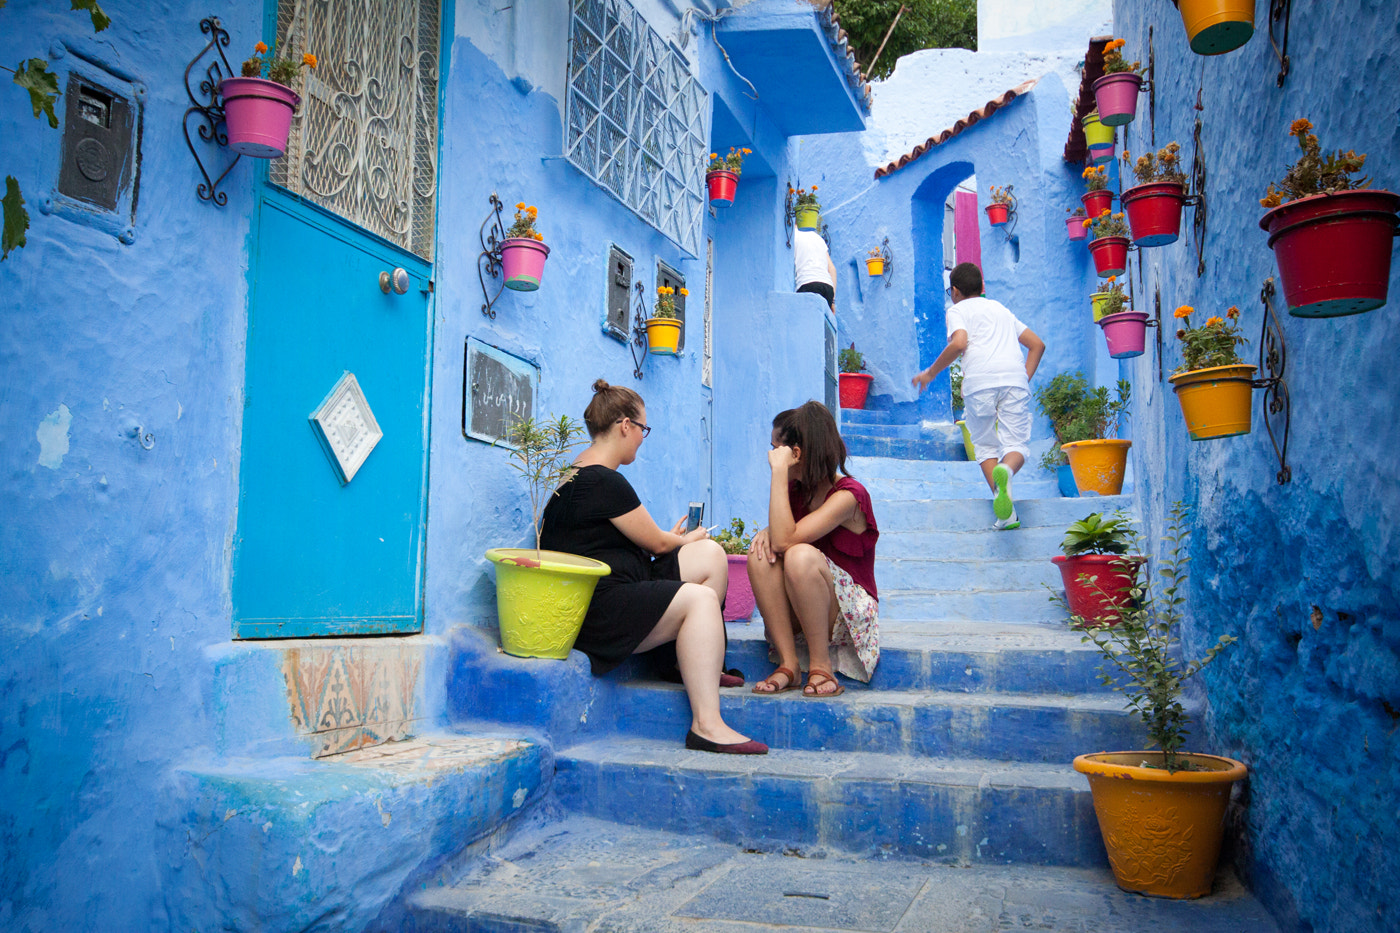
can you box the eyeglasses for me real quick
[617,417,651,438]
[945,286,954,299]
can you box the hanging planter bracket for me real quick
[630,281,650,379]
[1253,278,1292,484]
[182,16,241,206]
[783,180,795,249]
[1268,0,1294,88]
[477,193,508,319]
[1187,104,1208,277]
[880,236,894,288]
[1146,27,1156,147]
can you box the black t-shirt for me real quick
[540,464,648,587]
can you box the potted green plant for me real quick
[500,202,550,291]
[985,185,1014,226]
[1051,511,1144,626]
[837,342,873,410]
[793,185,821,230]
[486,415,610,660]
[1259,118,1398,317]
[222,40,318,158]
[1121,142,1188,247]
[1092,38,1145,126]
[1085,207,1131,277]
[705,146,751,207]
[1034,371,1132,496]
[712,518,758,622]
[1064,503,1245,900]
[645,285,686,355]
[1167,304,1255,440]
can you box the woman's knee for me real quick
[678,581,721,616]
[782,543,826,583]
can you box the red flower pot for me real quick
[724,554,756,621]
[1087,235,1130,277]
[1092,73,1144,127]
[838,372,874,410]
[1082,189,1113,218]
[1259,189,1400,317]
[706,169,738,208]
[986,203,1010,226]
[1122,182,1187,247]
[1052,554,1145,626]
[1066,215,1088,241]
[1098,310,1150,359]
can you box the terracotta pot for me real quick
[723,554,755,621]
[1061,438,1130,496]
[1122,182,1187,247]
[1087,235,1130,277]
[644,318,682,355]
[1092,72,1143,127]
[1167,364,1257,440]
[986,203,1010,226]
[838,372,873,409]
[706,169,738,207]
[1259,189,1400,317]
[1052,553,1144,625]
[1074,752,1248,898]
[1099,310,1150,359]
[1082,188,1114,218]
[1177,0,1256,56]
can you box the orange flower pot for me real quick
[1167,365,1256,440]
[866,258,885,276]
[1073,752,1248,898]
[644,318,682,355]
[1177,0,1256,56]
[1060,439,1131,496]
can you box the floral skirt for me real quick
[770,556,880,682]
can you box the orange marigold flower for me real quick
[1205,316,1224,327]
[1082,218,1092,228]
[1289,118,1313,137]
[303,53,318,68]
[742,148,752,154]
[516,202,526,210]
[1099,208,1111,217]
[1174,305,1193,319]
[679,287,689,296]
[1226,305,1241,319]
[255,41,268,54]
[1107,275,1117,284]
[527,206,538,216]
[811,185,818,191]
[710,152,717,159]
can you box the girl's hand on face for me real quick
[768,445,798,473]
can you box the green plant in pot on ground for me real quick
[712,517,760,622]
[1033,371,1131,470]
[1065,503,1246,900]
[1051,510,1144,627]
[711,518,756,556]
[838,343,865,374]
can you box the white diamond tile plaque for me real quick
[309,372,383,484]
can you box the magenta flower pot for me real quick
[1092,73,1144,127]
[1067,216,1088,240]
[500,238,550,291]
[1098,310,1150,359]
[219,77,300,158]
[1089,144,1116,166]
[724,554,756,621]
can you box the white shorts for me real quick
[964,386,1032,463]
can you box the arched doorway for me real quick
[911,161,977,420]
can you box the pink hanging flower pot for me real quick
[1066,214,1088,241]
[1087,235,1130,277]
[1092,73,1144,127]
[500,238,550,291]
[706,170,738,207]
[1260,189,1400,317]
[1098,310,1150,359]
[1122,182,1187,247]
[220,77,300,158]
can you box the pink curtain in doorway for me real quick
[954,190,981,269]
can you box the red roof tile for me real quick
[874,78,1040,179]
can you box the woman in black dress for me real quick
[541,380,767,755]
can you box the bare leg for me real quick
[978,457,1000,491]
[781,544,839,692]
[634,582,750,745]
[748,550,800,691]
[999,451,1025,476]
[678,538,728,604]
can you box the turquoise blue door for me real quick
[232,191,433,638]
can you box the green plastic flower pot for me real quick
[486,548,610,659]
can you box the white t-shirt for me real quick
[945,296,1030,395]
[793,229,833,288]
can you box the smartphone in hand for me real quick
[686,502,705,532]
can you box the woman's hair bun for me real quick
[592,379,611,393]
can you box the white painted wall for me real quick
[978,0,1113,53]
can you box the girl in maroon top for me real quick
[749,401,880,697]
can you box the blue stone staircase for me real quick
[839,406,968,461]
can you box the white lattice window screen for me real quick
[271,0,440,260]
[702,236,713,387]
[566,0,709,256]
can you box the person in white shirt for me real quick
[793,227,836,310]
[911,263,1045,530]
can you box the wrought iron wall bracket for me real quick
[1154,286,1164,383]
[183,16,241,206]
[1147,27,1156,147]
[1269,0,1293,88]
[1254,278,1292,484]
[477,193,507,319]
[630,280,650,379]
[783,182,795,249]
[879,236,894,288]
[994,185,1019,241]
[1189,109,1208,277]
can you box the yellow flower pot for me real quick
[1090,292,1112,322]
[645,318,682,355]
[1060,438,1131,496]
[1081,112,1115,149]
[486,549,610,659]
[956,420,974,460]
[1177,0,1256,56]
[795,206,821,230]
[1167,364,1257,440]
[866,258,885,276]
[1073,752,1248,899]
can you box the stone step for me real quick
[879,587,1063,623]
[552,740,1106,866]
[845,434,966,461]
[876,555,1063,591]
[168,734,548,933]
[879,527,1069,558]
[402,816,1281,933]
[841,420,926,439]
[587,681,1148,764]
[873,494,1131,532]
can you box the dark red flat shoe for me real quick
[720,668,745,688]
[685,729,768,755]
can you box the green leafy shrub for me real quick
[1034,372,1131,471]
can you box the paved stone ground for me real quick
[408,816,1280,932]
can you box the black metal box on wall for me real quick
[605,245,633,340]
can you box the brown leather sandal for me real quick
[803,668,845,698]
[751,665,801,694]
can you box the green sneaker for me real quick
[992,464,1014,521]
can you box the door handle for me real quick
[379,268,410,295]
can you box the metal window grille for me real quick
[271,0,440,260]
[702,237,713,387]
[566,0,709,257]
